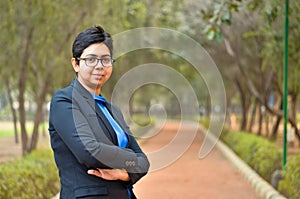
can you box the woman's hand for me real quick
[87,168,130,181]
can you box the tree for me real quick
[0,0,93,155]
[200,0,300,143]
[0,0,188,155]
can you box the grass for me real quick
[0,121,52,156]
[0,130,15,137]
[0,121,48,137]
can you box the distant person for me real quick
[48,25,150,199]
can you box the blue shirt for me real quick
[92,94,128,148]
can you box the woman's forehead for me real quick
[82,43,110,56]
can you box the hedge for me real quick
[220,129,300,199]
[278,154,300,199]
[199,116,300,199]
[222,131,282,181]
[0,149,59,199]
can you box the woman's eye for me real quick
[87,58,96,62]
[102,58,110,64]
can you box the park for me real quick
[0,0,299,198]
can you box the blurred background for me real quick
[0,0,299,198]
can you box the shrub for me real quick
[0,149,59,199]
[223,131,259,165]
[278,154,300,199]
[250,140,282,181]
[222,131,282,181]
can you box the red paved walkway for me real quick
[134,121,261,199]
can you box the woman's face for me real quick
[72,43,113,94]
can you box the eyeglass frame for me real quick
[76,57,115,68]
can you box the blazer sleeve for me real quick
[110,104,150,185]
[49,89,149,175]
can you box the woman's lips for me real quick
[93,74,104,79]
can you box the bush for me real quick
[0,149,59,199]
[250,140,282,181]
[223,131,260,165]
[222,131,282,181]
[278,154,300,199]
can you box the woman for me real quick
[48,25,150,199]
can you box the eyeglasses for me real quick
[77,57,115,68]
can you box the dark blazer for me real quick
[48,79,150,199]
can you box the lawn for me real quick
[0,121,47,137]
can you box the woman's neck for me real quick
[77,78,101,95]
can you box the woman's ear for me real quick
[71,58,80,72]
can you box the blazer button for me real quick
[125,161,136,167]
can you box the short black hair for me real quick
[72,25,113,63]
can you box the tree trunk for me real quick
[288,92,300,147]
[29,79,49,152]
[233,76,249,131]
[19,26,34,155]
[264,92,300,145]
[288,118,300,147]
[28,12,88,152]
[265,113,270,138]
[257,105,263,136]
[238,81,247,130]
[4,79,19,144]
[271,115,281,141]
[270,97,282,140]
[248,100,256,132]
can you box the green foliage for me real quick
[260,0,300,93]
[250,141,282,181]
[224,131,260,164]
[201,0,300,95]
[278,154,300,199]
[201,0,273,41]
[201,0,243,41]
[201,123,299,197]
[223,131,282,181]
[0,149,59,199]
[0,0,187,154]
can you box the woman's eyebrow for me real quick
[85,54,98,57]
[100,54,111,57]
[85,53,111,58]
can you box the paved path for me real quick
[134,121,261,199]
[0,136,22,163]
[0,131,50,163]
[0,121,285,199]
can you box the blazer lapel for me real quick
[105,102,131,137]
[72,79,118,145]
[93,104,118,145]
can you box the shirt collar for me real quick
[91,93,106,103]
